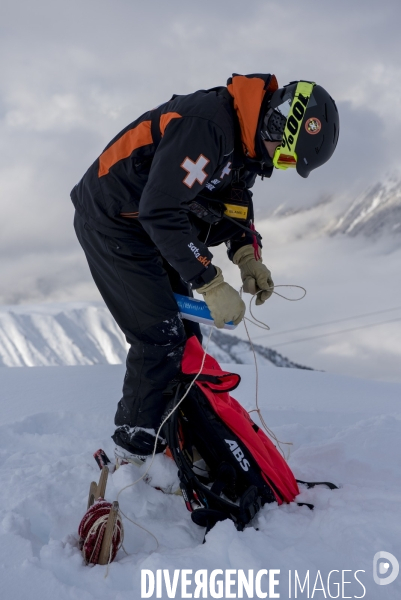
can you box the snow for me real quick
[1,358,400,599]
[0,302,128,367]
[328,180,401,239]
[0,302,307,370]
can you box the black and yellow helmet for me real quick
[261,81,340,178]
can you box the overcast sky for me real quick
[1,0,401,305]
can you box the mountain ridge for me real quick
[264,178,401,245]
[0,301,311,370]
[328,179,401,239]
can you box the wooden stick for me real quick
[96,466,109,499]
[87,481,97,509]
[98,501,119,565]
[86,466,109,509]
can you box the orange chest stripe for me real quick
[159,112,182,136]
[98,121,153,177]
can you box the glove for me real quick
[197,266,246,328]
[233,245,274,306]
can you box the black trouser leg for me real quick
[74,212,189,452]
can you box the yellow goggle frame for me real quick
[272,81,316,170]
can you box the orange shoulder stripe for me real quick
[98,121,153,177]
[159,112,182,136]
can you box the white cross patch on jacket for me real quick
[181,154,210,188]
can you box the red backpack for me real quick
[163,336,307,533]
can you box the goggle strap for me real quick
[272,81,315,170]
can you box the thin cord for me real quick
[243,315,291,457]
[240,288,299,460]
[104,513,124,577]
[271,284,307,302]
[251,304,401,341]
[243,285,306,330]
[270,315,401,348]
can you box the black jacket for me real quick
[71,73,278,287]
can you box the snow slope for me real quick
[0,302,127,367]
[0,302,309,370]
[267,177,401,243]
[1,360,400,599]
[328,179,401,240]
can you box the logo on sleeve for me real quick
[188,242,211,267]
[181,154,210,188]
[220,161,232,179]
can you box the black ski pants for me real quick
[74,211,201,452]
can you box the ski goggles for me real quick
[272,81,316,170]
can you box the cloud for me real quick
[252,100,393,215]
[0,248,100,305]
[1,0,401,309]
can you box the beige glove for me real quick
[233,245,274,306]
[197,266,246,328]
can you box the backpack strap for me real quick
[297,502,314,511]
[165,372,241,393]
[162,382,263,532]
[294,481,339,512]
[296,479,339,490]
